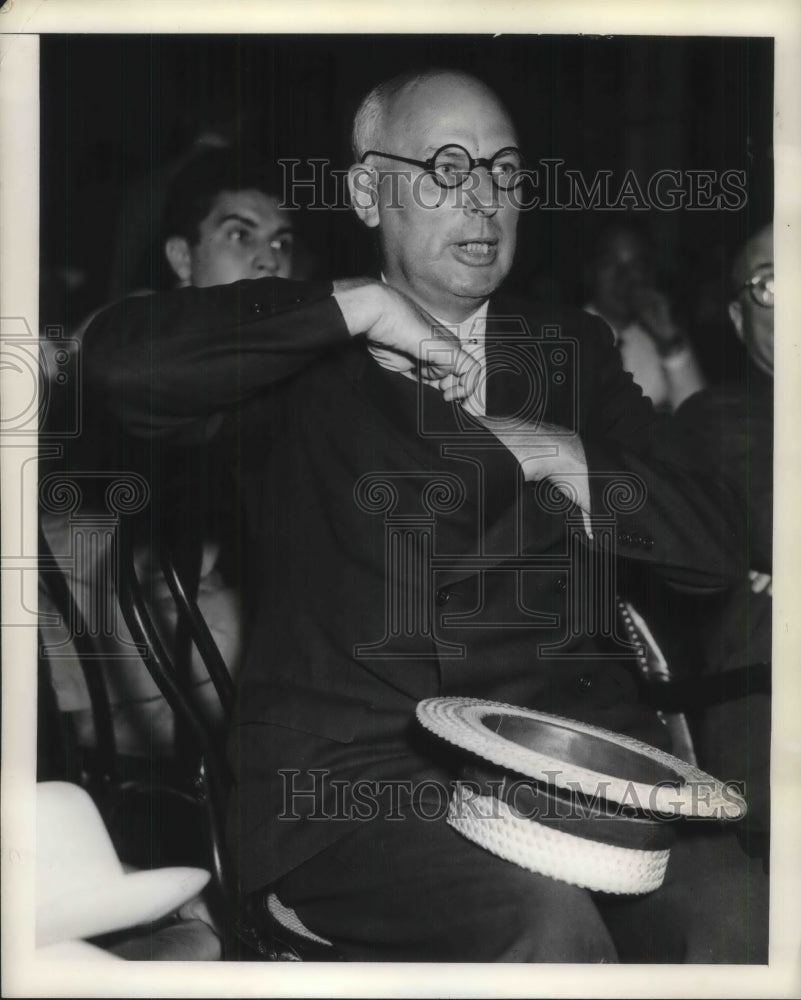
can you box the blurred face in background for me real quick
[590,230,653,330]
[166,189,294,287]
[729,223,774,378]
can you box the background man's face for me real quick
[591,231,653,326]
[729,224,773,377]
[186,189,294,287]
[375,76,520,321]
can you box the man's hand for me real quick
[332,279,479,397]
[474,414,593,532]
[632,287,687,356]
[748,569,773,596]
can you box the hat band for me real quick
[462,760,677,852]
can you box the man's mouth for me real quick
[452,238,499,265]
[459,240,495,254]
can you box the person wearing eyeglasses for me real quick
[728,223,774,380]
[83,69,764,963]
[674,221,774,864]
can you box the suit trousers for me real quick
[267,806,768,963]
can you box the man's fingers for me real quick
[442,382,467,402]
[421,346,479,382]
[748,569,772,594]
[367,343,415,372]
[452,345,479,376]
[436,373,461,395]
[459,354,483,401]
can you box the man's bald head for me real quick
[729,222,774,378]
[348,69,521,322]
[352,69,516,162]
[731,222,773,293]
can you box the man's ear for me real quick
[164,236,193,285]
[728,299,744,343]
[348,164,380,229]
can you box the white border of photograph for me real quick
[2,1,800,996]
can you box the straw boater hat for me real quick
[36,782,211,949]
[416,698,746,896]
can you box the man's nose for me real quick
[462,168,499,216]
[253,247,280,274]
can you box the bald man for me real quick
[84,70,764,962]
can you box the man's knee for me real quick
[272,816,620,962]
[491,873,618,963]
[598,829,769,963]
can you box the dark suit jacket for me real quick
[84,277,744,891]
[673,370,772,834]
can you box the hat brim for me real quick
[37,866,210,949]
[416,697,745,819]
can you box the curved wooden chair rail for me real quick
[40,513,769,960]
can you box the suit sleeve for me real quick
[82,277,350,438]
[570,312,745,590]
[674,388,772,573]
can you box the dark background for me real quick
[40,34,773,382]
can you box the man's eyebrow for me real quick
[218,213,259,227]
[419,142,521,159]
[217,214,293,236]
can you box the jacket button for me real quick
[436,588,451,607]
[555,577,568,594]
[252,301,264,315]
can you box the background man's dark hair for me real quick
[586,214,655,267]
[161,147,284,246]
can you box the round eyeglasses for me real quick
[736,266,774,309]
[360,143,525,189]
